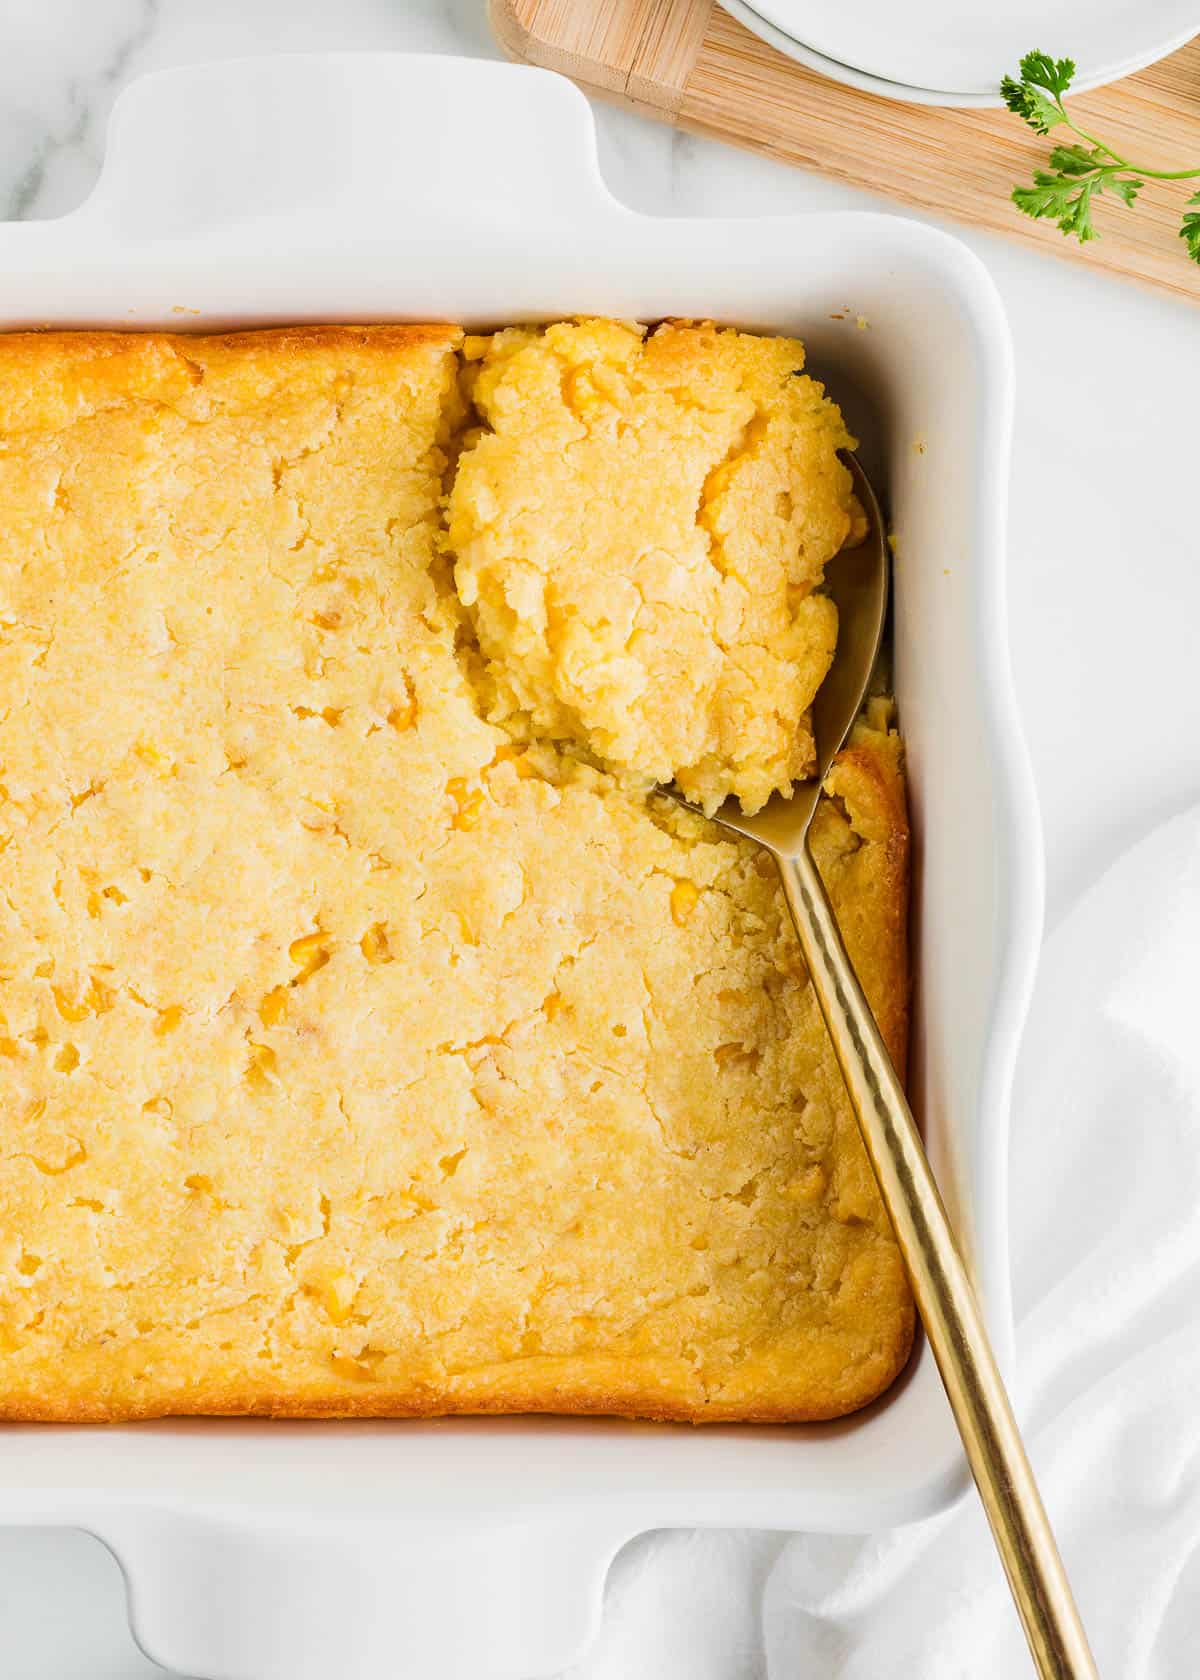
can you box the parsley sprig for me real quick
[1001,50,1200,264]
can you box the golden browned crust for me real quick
[0,1369,897,1426]
[0,325,911,1426]
[812,707,912,1084]
[0,324,459,362]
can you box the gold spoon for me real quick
[678,458,1098,1680]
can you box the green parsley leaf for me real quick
[1000,75,1066,136]
[1048,143,1107,177]
[1012,171,1099,242]
[1181,192,1200,264]
[1019,51,1076,100]
[1012,171,1077,223]
[1001,53,1076,134]
[1107,177,1143,209]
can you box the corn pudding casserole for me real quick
[449,319,858,815]
[0,322,911,1422]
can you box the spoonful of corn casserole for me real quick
[446,318,862,814]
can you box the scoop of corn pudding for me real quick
[447,319,859,813]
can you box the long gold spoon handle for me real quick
[779,844,1098,1680]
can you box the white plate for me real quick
[722,0,1002,108]
[742,0,1200,101]
[0,54,1041,1680]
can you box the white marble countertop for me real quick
[2,2,1198,1675]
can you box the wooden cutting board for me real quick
[490,0,1200,305]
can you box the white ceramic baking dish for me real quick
[0,54,1041,1680]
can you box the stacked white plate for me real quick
[723,0,1200,107]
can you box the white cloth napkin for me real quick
[563,804,1200,1680]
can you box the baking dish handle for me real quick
[95,1504,630,1680]
[68,53,628,242]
